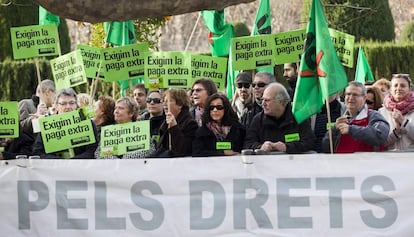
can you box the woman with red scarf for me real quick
[379,74,414,151]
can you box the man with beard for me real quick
[231,72,253,121]
[283,62,298,99]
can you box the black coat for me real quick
[192,121,245,157]
[244,104,315,153]
[153,109,198,157]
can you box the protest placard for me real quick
[39,109,96,153]
[101,43,149,82]
[0,102,19,138]
[272,28,306,65]
[231,34,275,71]
[100,120,150,157]
[191,54,227,90]
[10,24,60,59]
[145,51,191,90]
[329,28,355,68]
[77,45,104,80]
[50,50,87,90]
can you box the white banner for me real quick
[1,152,413,236]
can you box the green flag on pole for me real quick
[201,10,235,57]
[202,10,237,99]
[251,0,273,74]
[39,6,60,26]
[292,0,348,124]
[104,21,136,46]
[354,46,374,83]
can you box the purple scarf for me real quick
[206,122,231,141]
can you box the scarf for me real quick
[206,121,231,141]
[383,91,414,115]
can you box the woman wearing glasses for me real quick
[366,86,384,111]
[193,93,245,157]
[379,74,414,151]
[190,78,218,127]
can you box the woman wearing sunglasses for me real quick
[193,93,245,157]
[366,86,383,111]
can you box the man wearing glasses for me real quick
[240,72,276,129]
[322,81,389,153]
[231,72,253,121]
[33,88,99,158]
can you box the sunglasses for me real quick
[237,83,251,89]
[191,88,205,93]
[252,82,267,88]
[146,98,162,104]
[209,105,225,111]
[366,100,374,105]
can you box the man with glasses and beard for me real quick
[231,72,253,122]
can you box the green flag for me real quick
[292,0,348,124]
[251,0,271,36]
[251,0,273,74]
[104,21,136,46]
[201,10,235,57]
[39,6,60,26]
[354,46,374,83]
[202,10,237,99]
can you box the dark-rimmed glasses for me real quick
[252,82,267,88]
[209,105,225,111]
[237,83,251,89]
[146,98,162,104]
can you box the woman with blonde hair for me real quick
[379,74,414,150]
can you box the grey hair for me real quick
[267,82,291,106]
[40,79,56,93]
[53,88,77,105]
[348,81,367,95]
[255,71,276,84]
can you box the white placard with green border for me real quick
[10,24,60,59]
[50,50,87,90]
[329,28,355,68]
[191,54,227,91]
[144,51,191,90]
[231,34,275,71]
[101,43,149,82]
[0,102,19,138]
[39,109,96,153]
[272,28,307,65]
[76,44,104,80]
[100,120,150,157]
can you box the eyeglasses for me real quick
[146,98,162,104]
[209,105,225,111]
[344,92,363,97]
[237,83,251,89]
[366,100,374,105]
[191,88,205,93]
[392,73,410,79]
[58,101,77,106]
[252,82,267,88]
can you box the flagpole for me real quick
[184,13,201,51]
[34,57,42,85]
[325,98,334,154]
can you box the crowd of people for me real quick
[1,69,414,159]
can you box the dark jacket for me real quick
[1,131,35,159]
[192,121,245,157]
[244,104,315,153]
[33,121,99,159]
[240,99,262,129]
[153,109,198,157]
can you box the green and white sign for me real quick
[145,51,191,90]
[0,102,19,138]
[51,50,87,90]
[39,109,96,153]
[329,28,355,68]
[191,54,227,90]
[101,43,149,82]
[77,45,104,80]
[272,28,307,65]
[100,120,150,157]
[231,34,275,70]
[10,24,60,59]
